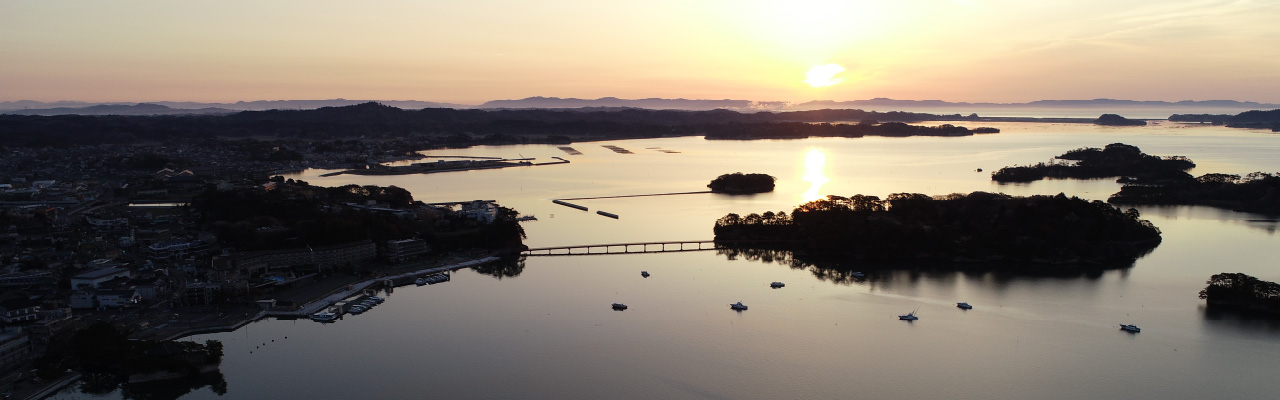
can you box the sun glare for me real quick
[801,148,830,202]
[805,63,845,87]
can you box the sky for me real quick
[3,0,1279,104]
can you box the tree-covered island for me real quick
[991,143,1194,183]
[1094,113,1147,126]
[1199,273,1280,314]
[708,173,776,194]
[714,192,1161,265]
[1109,172,1280,215]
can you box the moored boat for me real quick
[730,302,748,310]
[310,312,339,322]
[770,281,785,288]
[956,302,973,310]
[1120,324,1141,333]
[641,271,650,278]
[612,303,628,310]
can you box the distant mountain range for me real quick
[0,99,467,116]
[478,96,790,111]
[3,97,1277,117]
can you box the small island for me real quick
[991,143,1194,183]
[714,192,1161,265]
[1199,273,1280,314]
[1094,113,1147,126]
[708,172,776,194]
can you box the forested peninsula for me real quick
[713,192,1161,266]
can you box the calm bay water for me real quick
[52,121,1280,399]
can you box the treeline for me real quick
[0,102,971,147]
[1199,273,1280,313]
[991,143,1194,183]
[707,172,776,193]
[714,192,1161,265]
[1170,109,1280,131]
[1109,171,1280,214]
[702,121,998,140]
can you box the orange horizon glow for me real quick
[1,1,1278,104]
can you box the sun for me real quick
[804,63,845,88]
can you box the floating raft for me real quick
[553,199,587,211]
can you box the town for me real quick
[0,137,529,397]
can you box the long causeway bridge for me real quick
[521,240,789,256]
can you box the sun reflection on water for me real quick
[801,148,829,202]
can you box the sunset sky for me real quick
[3,0,1279,104]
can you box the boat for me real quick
[349,305,367,314]
[770,281,785,288]
[309,312,339,322]
[368,296,385,303]
[612,303,628,310]
[852,272,866,278]
[1120,324,1141,333]
[899,308,920,321]
[956,302,973,310]
[641,271,650,278]
[415,278,426,286]
[730,302,748,310]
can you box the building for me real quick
[0,328,32,374]
[385,238,430,263]
[70,267,132,289]
[96,289,140,308]
[147,239,209,260]
[0,298,40,323]
[0,271,53,287]
[227,240,376,276]
[460,200,498,224]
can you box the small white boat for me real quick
[368,296,385,303]
[730,302,748,311]
[770,281,785,288]
[641,271,650,278]
[612,303,628,310]
[349,305,367,314]
[956,302,973,310]
[310,312,339,322]
[1120,324,1141,333]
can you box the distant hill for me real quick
[795,98,1280,110]
[0,99,469,115]
[0,103,234,116]
[479,96,789,111]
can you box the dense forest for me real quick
[1199,273,1280,314]
[991,143,1194,183]
[713,192,1161,265]
[0,102,985,147]
[707,173,776,193]
[1108,171,1280,214]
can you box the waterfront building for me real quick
[70,267,132,289]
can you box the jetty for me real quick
[553,199,588,211]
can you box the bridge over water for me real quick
[521,240,787,256]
